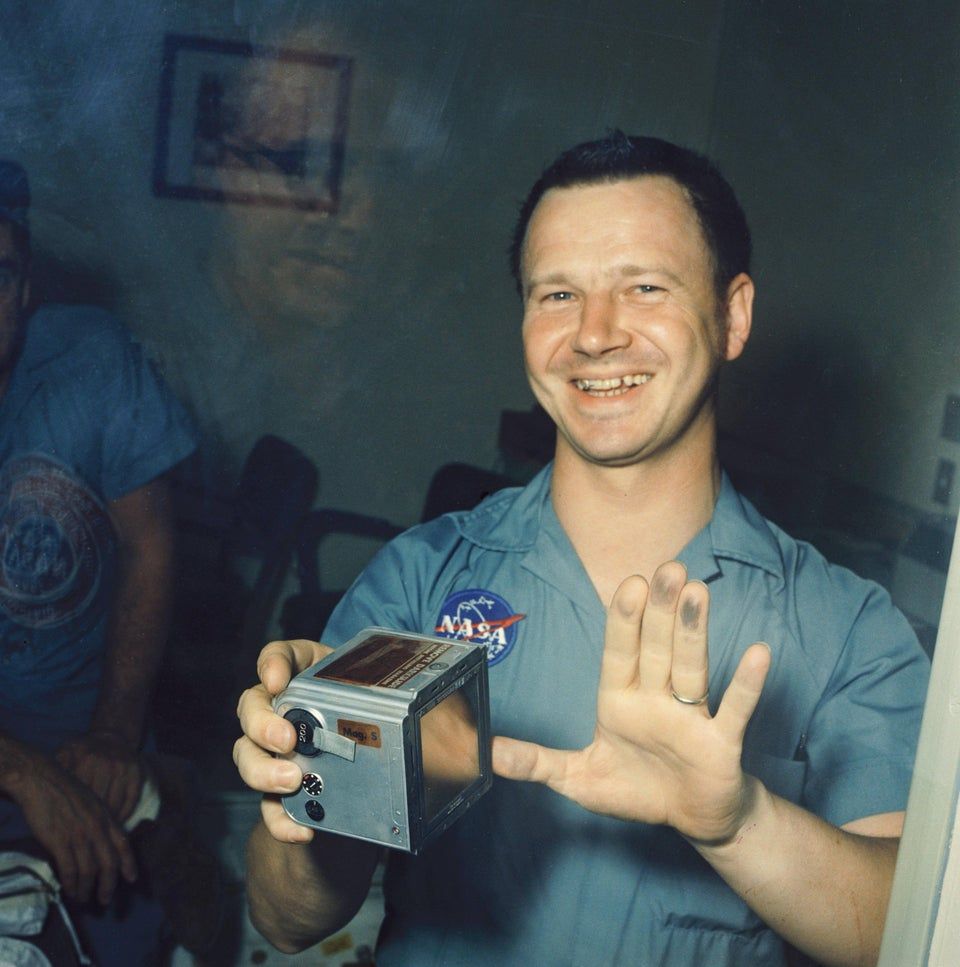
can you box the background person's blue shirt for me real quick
[0,304,197,760]
[322,465,930,967]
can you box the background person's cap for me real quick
[0,160,30,230]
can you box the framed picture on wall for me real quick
[152,33,352,211]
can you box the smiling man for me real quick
[235,133,929,967]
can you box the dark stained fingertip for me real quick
[650,562,686,606]
[680,596,702,629]
[650,577,676,606]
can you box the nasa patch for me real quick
[434,588,525,666]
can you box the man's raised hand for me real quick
[492,562,771,846]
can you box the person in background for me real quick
[235,133,929,967]
[0,159,198,965]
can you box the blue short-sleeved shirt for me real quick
[323,464,929,967]
[0,305,197,753]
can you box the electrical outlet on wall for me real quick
[933,458,955,505]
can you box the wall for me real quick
[0,0,730,585]
[711,0,960,520]
[2,0,958,594]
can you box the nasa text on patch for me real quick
[434,588,524,666]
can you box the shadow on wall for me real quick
[29,251,121,312]
[720,323,896,557]
[720,327,951,655]
[723,322,870,492]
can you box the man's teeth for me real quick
[575,374,652,393]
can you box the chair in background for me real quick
[280,509,404,640]
[420,461,517,522]
[280,462,516,641]
[222,434,319,655]
[157,434,318,759]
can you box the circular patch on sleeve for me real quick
[434,588,525,666]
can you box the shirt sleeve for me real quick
[801,582,931,827]
[96,325,198,500]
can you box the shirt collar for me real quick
[454,463,785,585]
[699,472,785,584]
[453,465,597,612]
[454,463,550,551]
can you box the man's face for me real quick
[212,172,375,330]
[205,44,376,334]
[520,176,750,469]
[0,222,28,382]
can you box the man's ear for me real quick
[722,273,754,362]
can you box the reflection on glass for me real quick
[201,29,375,336]
[419,679,481,824]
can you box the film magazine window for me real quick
[274,628,492,853]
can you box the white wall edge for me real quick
[878,517,960,966]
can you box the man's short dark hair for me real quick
[509,131,751,300]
